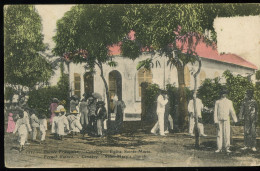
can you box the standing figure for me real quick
[50,98,59,125]
[214,89,238,153]
[239,89,258,152]
[70,95,79,112]
[30,110,40,142]
[87,97,97,136]
[6,112,16,133]
[80,95,89,136]
[188,91,207,137]
[151,90,168,136]
[114,96,126,134]
[96,101,107,137]
[51,110,59,139]
[52,108,69,140]
[67,110,83,136]
[164,101,171,134]
[13,111,32,152]
[39,115,47,143]
[18,106,31,144]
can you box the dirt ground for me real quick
[4,121,260,168]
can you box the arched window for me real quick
[109,70,122,109]
[138,68,152,97]
[199,70,206,85]
[84,72,94,95]
[74,73,81,98]
[184,66,190,87]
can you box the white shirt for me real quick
[188,98,204,118]
[214,97,237,123]
[156,95,168,114]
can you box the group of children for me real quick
[6,95,108,152]
[51,107,83,140]
[6,106,48,151]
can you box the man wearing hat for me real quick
[239,89,258,152]
[214,89,238,153]
[151,90,169,136]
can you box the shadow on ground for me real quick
[74,134,156,148]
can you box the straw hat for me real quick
[70,110,79,114]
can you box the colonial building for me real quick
[67,39,257,121]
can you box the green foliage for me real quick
[120,39,141,60]
[197,70,259,125]
[4,87,15,101]
[53,5,129,66]
[223,70,254,114]
[254,82,260,126]
[256,70,260,80]
[197,77,223,108]
[4,5,52,88]
[27,62,70,117]
[28,86,61,117]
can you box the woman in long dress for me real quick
[50,98,59,125]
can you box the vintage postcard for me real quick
[4,4,260,167]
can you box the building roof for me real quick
[175,38,258,70]
[108,31,258,70]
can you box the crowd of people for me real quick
[6,89,258,153]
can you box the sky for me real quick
[35,5,260,68]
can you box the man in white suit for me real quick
[214,89,238,153]
[151,90,168,136]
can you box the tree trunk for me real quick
[66,61,71,110]
[98,63,112,134]
[176,65,188,131]
[193,58,202,149]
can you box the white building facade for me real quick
[67,51,256,121]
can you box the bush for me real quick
[27,63,70,118]
[223,70,254,114]
[27,86,64,118]
[197,77,223,109]
[4,87,15,101]
[255,82,260,126]
[256,70,260,80]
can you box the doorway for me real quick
[109,70,122,110]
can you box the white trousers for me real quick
[189,116,204,135]
[40,127,46,141]
[151,112,165,135]
[217,120,230,150]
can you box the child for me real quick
[53,108,69,140]
[67,110,82,137]
[30,110,40,142]
[6,112,16,133]
[39,115,47,143]
[13,111,32,152]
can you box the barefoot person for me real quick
[239,89,258,152]
[151,90,168,136]
[214,89,238,153]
